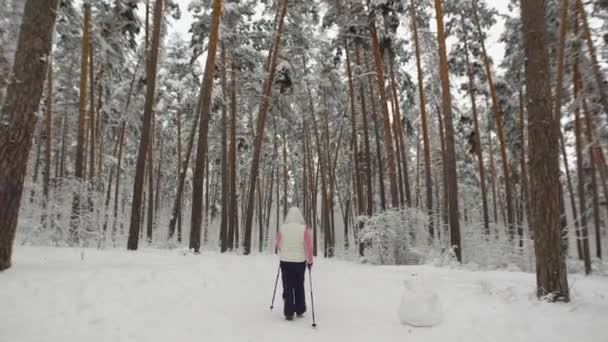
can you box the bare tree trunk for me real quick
[242,0,289,255]
[434,0,461,260]
[43,58,53,203]
[112,122,126,237]
[365,51,386,211]
[187,0,222,253]
[355,43,373,256]
[176,111,183,241]
[220,45,229,253]
[69,2,91,245]
[228,57,239,250]
[146,119,155,243]
[412,0,435,237]
[368,11,399,208]
[573,62,592,274]
[436,104,449,227]
[388,51,411,207]
[518,91,531,236]
[575,0,608,118]
[575,9,602,261]
[0,0,59,270]
[488,129,499,225]
[127,0,164,250]
[473,0,514,240]
[462,17,489,234]
[582,97,603,260]
[88,43,96,184]
[521,0,570,301]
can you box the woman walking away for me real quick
[275,207,314,321]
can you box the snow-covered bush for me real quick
[358,208,430,265]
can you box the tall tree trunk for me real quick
[388,51,411,207]
[344,39,362,250]
[575,0,608,118]
[412,0,435,237]
[559,131,584,259]
[228,57,239,250]
[434,0,461,261]
[146,118,155,243]
[575,8,602,261]
[59,113,68,179]
[435,105,449,228]
[368,11,400,208]
[43,58,53,203]
[168,110,201,240]
[365,51,386,211]
[220,45,229,253]
[88,43,96,184]
[112,122,126,237]
[582,96,603,260]
[472,0,514,240]
[127,0,164,250]
[574,62,592,274]
[0,0,59,270]
[355,43,373,256]
[189,0,222,253]
[521,0,570,301]
[518,91,531,235]
[462,17,489,234]
[69,2,91,245]
[242,0,289,255]
[176,111,183,242]
[488,129,499,225]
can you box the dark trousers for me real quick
[280,261,306,317]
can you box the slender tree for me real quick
[69,2,91,245]
[242,0,289,255]
[127,0,164,250]
[189,0,223,253]
[434,0,462,261]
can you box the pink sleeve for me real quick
[275,230,281,253]
[304,227,313,265]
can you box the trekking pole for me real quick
[270,264,281,310]
[308,267,317,327]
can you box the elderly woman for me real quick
[275,207,314,321]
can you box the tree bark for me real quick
[412,0,435,237]
[69,2,91,245]
[127,0,164,250]
[188,0,222,253]
[228,57,239,250]
[220,45,229,253]
[521,0,570,301]
[575,0,608,119]
[364,51,386,211]
[434,0,461,261]
[0,0,59,270]
[472,0,514,240]
[462,16,489,234]
[368,11,400,208]
[242,0,289,255]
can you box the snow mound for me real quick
[398,278,443,327]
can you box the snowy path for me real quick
[1,247,607,342]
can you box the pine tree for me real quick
[0,0,59,270]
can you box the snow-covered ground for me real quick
[1,246,607,342]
